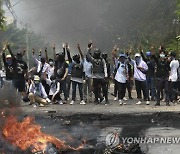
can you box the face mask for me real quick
[7,59,12,65]
[59,56,64,61]
[135,57,141,65]
[17,56,22,61]
[49,61,54,66]
[34,81,40,85]
[52,80,56,84]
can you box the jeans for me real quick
[167,81,178,102]
[72,81,83,101]
[60,80,68,100]
[146,76,156,100]
[93,78,108,102]
[156,78,168,103]
[83,77,93,102]
[135,80,149,100]
[0,77,3,88]
[66,74,71,98]
[126,80,134,98]
[117,82,126,100]
[113,79,118,97]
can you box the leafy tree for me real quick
[0,0,5,29]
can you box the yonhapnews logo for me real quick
[105,132,120,147]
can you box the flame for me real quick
[2,116,85,153]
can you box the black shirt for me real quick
[54,61,68,79]
[152,55,170,79]
[13,59,28,80]
[2,53,14,80]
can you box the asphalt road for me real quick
[21,86,180,115]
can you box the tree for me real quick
[0,0,5,29]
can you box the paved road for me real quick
[21,87,180,115]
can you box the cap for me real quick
[146,51,151,57]
[6,55,11,58]
[119,53,126,58]
[135,53,141,57]
[160,53,165,58]
[34,75,40,81]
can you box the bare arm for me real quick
[53,45,56,61]
[66,47,72,63]
[32,48,39,65]
[22,48,26,57]
[77,43,84,60]
[6,44,15,59]
[45,47,49,63]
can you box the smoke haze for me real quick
[7,0,176,51]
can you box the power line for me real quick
[4,0,23,12]
[5,1,26,28]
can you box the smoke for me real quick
[0,83,22,129]
[10,0,176,51]
[0,84,24,153]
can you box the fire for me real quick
[2,116,85,153]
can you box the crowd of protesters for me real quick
[0,42,180,107]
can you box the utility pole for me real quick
[0,0,3,70]
[25,24,29,68]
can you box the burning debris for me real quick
[103,143,143,154]
[1,116,86,154]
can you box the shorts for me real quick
[12,79,26,92]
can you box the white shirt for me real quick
[29,83,47,98]
[169,59,179,82]
[46,79,60,96]
[47,66,54,79]
[32,55,50,74]
[115,63,127,83]
[83,58,92,78]
[130,59,148,81]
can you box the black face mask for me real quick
[93,52,101,59]
[17,55,22,61]
[102,54,107,60]
[73,55,80,63]
[41,58,46,64]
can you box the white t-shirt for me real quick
[169,59,179,82]
[47,66,54,79]
[115,63,127,83]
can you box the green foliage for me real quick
[0,0,5,30]
[0,23,52,67]
[176,0,180,18]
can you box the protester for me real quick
[140,46,156,101]
[46,75,62,104]
[87,43,109,105]
[77,43,93,103]
[111,46,119,100]
[168,52,179,103]
[6,44,28,99]
[2,46,14,82]
[29,75,50,107]
[114,53,128,105]
[102,53,111,101]
[152,52,170,106]
[64,43,72,100]
[69,54,86,105]
[54,51,68,102]
[1,41,180,108]
[129,53,149,105]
